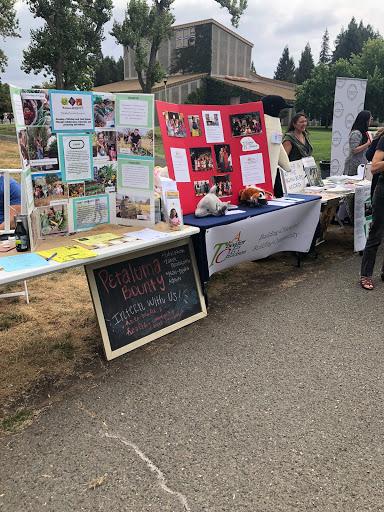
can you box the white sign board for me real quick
[330,77,367,176]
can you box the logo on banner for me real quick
[334,101,344,118]
[209,232,246,266]
[347,84,358,101]
[345,113,355,129]
[332,130,342,147]
[61,96,83,107]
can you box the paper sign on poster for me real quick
[59,133,93,182]
[202,110,224,143]
[116,94,153,127]
[170,148,190,183]
[281,160,306,193]
[50,91,94,132]
[240,153,265,185]
[117,159,154,190]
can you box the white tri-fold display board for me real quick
[10,86,156,249]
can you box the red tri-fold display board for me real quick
[156,100,273,215]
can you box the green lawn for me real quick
[154,127,165,159]
[307,127,332,164]
[0,123,16,136]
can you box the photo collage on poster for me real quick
[11,87,156,243]
[160,101,267,212]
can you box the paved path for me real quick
[1,238,384,512]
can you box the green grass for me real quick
[307,127,332,164]
[1,409,32,432]
[0,123,16,136]
[154,127,165,159]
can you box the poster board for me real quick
[10,86,156,244]
[156,100,273,215]
[330,77,367,176]
[86,239,207,360]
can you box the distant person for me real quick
[0,113,4,124]
[0,175,22,230]
[344,110,372,176]
[7,112,14,124]
[359,136,384,290]
[282,112,313,161]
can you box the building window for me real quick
[175,27,195,49]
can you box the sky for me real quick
[1,0,384,87]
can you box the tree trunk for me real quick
[56,54,64,89]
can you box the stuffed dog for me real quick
[195,186,229,217]
[239,186,273,207]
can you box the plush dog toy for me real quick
[195,186,229,217]
[239,186,273,207]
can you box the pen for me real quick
[45,252,57,261]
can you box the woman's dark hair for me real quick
[287,112,308,132]
[351,110,371,143]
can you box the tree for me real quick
[295,60,353,127]
[319,28,331,64]
[251,60,256,73]
[22,0,113,90]
[0,82,12,115]
[274,46,295,83]
[295,43,314,84]
[332,17,379,63]
[94,56,124,86]
[0,0,19,72]
[112,0,248,94]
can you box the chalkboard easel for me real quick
[86,239,207,360]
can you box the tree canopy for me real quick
[0,0,19,73]
[94,56,124,86]
[22,0,113,89]
[319,28,331,64]
[332,17,379,63]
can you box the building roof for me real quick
[93,73,208,93]
[214,74,296,101]
[172,19,253,48]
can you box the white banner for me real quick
[354,184,372,252]
[206,200,321,276]
[330,77,367,176]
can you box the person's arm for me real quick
[282,140,292,157]
[371,150,384,174]
[350,131,371,154]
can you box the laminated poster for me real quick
[58,133,94,182]
[72,194,110,231]
[50,90,94,132]
[116,94,153,128]
[117,159,154,190]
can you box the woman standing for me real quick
[360,137,384,289]
[282,113,313,162]
[344,110,372,175]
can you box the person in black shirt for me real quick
[130,129,142,153]
[360,135,384,289]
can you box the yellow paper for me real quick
[73,233,122,246]
[37,245,97,263]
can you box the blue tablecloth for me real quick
[183,194,321,285]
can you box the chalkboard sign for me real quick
[86,239,207,360]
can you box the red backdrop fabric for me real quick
[156,100,273,215]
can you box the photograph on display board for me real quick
[116,191,152,221]
[116,127,154,157]
[27,126,58,169]
[68,182,85,198]
[188,115,202,137]
[94,162,117,189]
[39,203,68,236]
[230,112,262,137]
[194,180,210,196]
[32,172,68,207]
[93,94,115,128]
[214,144,233,172]
[189,147,214,171]
[304,165,323,187]
[93,131,117,161]
[17,129,29,167]
[163,111,187,137]
[212,174,232,197]
[21,89,50,126]
[85,179,106,196]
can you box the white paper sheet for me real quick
[124,228,171,241]
[170,147,190,182]
[121,162,150,189]
[225,209,247,215]
[62,134,92,181]
[202,110,225,143]
[118,99,148,126]
[240,153,265,185]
